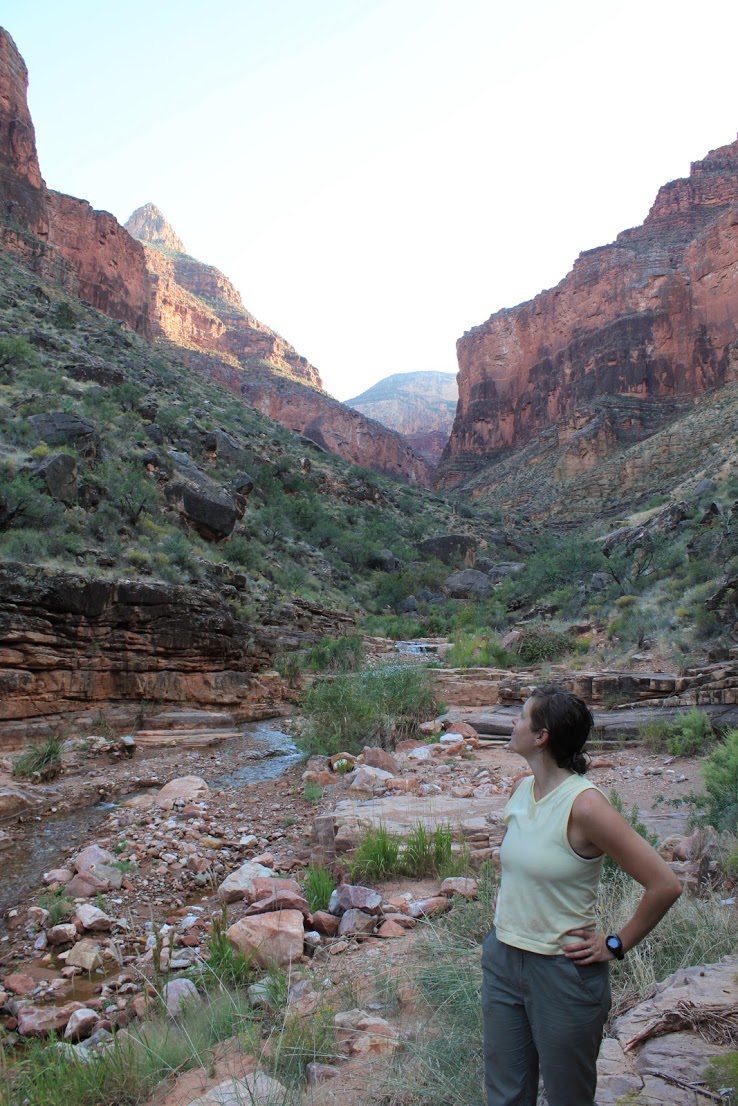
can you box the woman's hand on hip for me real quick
[563,928,614,964]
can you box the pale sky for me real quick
[4,1,738,400]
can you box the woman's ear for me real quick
[535,727,549,748]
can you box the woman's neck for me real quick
[528,751,572,800]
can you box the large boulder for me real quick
[27,413,99,460]
[164,473,238,541]
[226,910,305,968]
[444,569,493,600]
[416,535,477,565]
[217,862,275,904]
[156,776,209,809]
[32,452,78,503]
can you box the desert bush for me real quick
[0,472,58,533]
[302,865,335,913]
[0,334,38,376]
[300,665,437,756]
[446,632,516,669]
[637,709,715,757]
[303,634,366,673]
[12,736,62,780]
[52,301,78,329]
[516,625,571,664]
[693,728,738,831]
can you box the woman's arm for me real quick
[564,788,682,964]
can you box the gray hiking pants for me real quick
[481,928,611,1106]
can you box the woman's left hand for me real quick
[563,928,613,964]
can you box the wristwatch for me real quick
[605,933,625,960]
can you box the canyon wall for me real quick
[0,32,430,484]
[0,29,152,335]
[439,137,738,483]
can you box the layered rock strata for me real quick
[0,563,353,748]
[440,136,738,482]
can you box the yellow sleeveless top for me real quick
[493,774,605,955]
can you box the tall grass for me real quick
[3,988,258,1106]
[300,665,438,756]
[302,865,335,913]
[12,736,62,779]
[348,822,467,882]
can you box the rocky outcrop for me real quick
[346,371,458,464]
[0,563,353,748]
[238,369,434,486]
[440,136,738,483]
[125,205,322,389]
[0,29,151,335]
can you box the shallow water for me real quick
[0,721,300,926]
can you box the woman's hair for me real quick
[528,685,593,774]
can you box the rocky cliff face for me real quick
[439,136,738,484]
[0,563,354,747]
[125,204,322,388]
[0,30,151,335]
[231,368,434,487]
[346,371,458,464]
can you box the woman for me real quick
[482,685,682,1106]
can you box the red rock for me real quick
[17,1001,85,1037]
[362,747,400,774]
[227,910,305,968]
[441,136,738,484]
[309,911,340,936]
[242,889,310,918]
[376,920,406,938]
[3,973,35,995]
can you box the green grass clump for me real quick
[302,865,335,913]
[201,906,255,989]
[264,1006,337,1084]
[703,1051,738,1096]
[303,634,366,673]
[38,886,74,926]
[12,736,63,780]
[349,822,465,882]
[300,664,437,756]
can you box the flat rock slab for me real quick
[332,794,506,838]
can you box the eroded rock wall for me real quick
[440,137,738,481]
[0,564,355,748]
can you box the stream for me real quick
[0,721,300,925]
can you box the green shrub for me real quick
[12,736,63,780]
[638,717,674,752]
[695,728,738,831]
[300,665,437,756]
[302,781,323,804]
[52,301,78,329]
[517,625,571,664]
[703,1051,738,1095]
[666,707,714,757]
[304,634,366,673]
[0,334,39,374]
[446,632,516,669]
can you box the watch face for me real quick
[606,935,622,956]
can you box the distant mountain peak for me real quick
[125,203,186,253]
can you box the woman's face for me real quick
[509,696,542,756]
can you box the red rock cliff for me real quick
[0,29,152,334]
[439,137,738,481]
[125,205,321,388]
